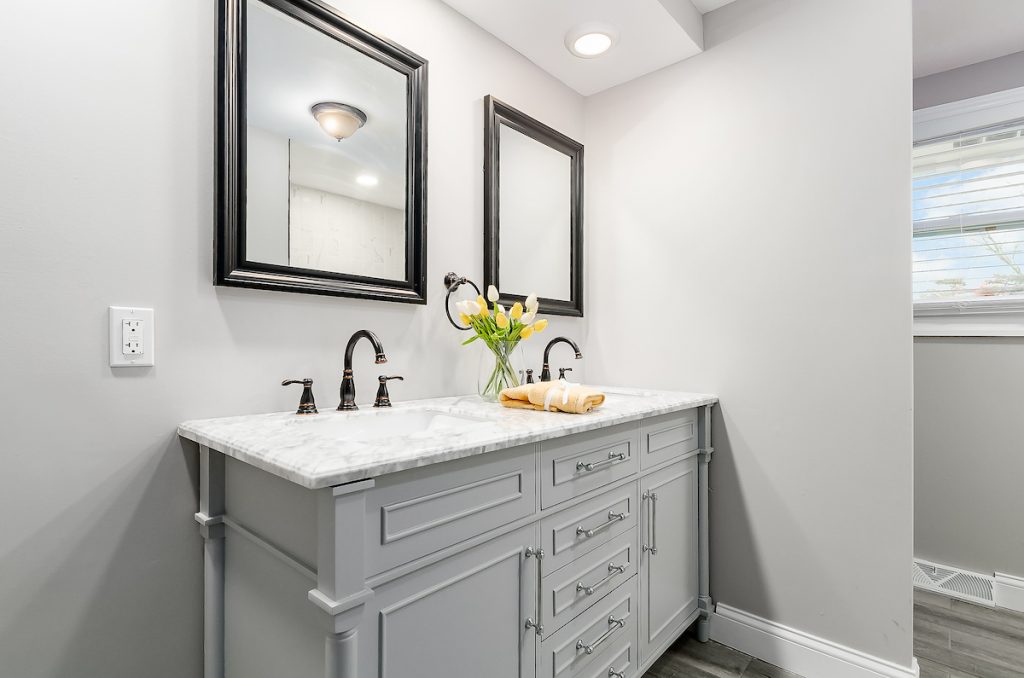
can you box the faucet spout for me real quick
[340,330,388,410]
[540,336,582,382]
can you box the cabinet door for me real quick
[639,457,699,663]
[358,524,539,678]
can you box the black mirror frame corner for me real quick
[483,95,584,318]
[215,0,429,304]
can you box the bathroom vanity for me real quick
[178,388,717,678]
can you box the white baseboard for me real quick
[994,572,1024,613]
[711,603,919,678]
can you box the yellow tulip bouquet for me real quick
[455,285,548,401]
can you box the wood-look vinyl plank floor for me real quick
[914,589,1024,678]
[642,634,802,678]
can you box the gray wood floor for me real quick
[642,634,802,678]
[915,589,1024,678]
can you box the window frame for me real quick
[913,86,1024,336]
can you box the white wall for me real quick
[0,1,584,675]
[584,0,914,667]
[914,50,1024,110]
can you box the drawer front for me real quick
[540,577,638,678]
[541,483,638,573]
[365,443,536,575]
[541,422,640,508]
[543,529,636,634]
[581,639,635,678]
[640,409,698,470]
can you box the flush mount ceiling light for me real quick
[356,173,379,187]
[564,24,618,59]
[310,102,367,141]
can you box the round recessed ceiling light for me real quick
[565,24,618,59]
[356,174,379,187]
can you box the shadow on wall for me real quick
[0,438,202,677]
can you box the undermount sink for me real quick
[290,408,491,442]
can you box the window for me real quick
[913,120,1024,311]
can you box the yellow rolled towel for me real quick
[499,382,605,414]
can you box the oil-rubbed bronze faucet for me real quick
[339,330,388,410]
[540,337,582,382]
[374,375,403,408]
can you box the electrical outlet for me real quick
[109,306,155,367]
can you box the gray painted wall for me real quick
[915,338,1024,578]
[0,1,584,676]
[914,50,1024,110]
[585,0,914,666]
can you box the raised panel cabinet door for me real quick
[639,457,699,664]
[358,524,539,678]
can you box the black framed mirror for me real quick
[484,96,584,317]
[216,0,427,303]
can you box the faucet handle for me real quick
[282,379,318,415]
[374,375,404,408]
[558,367,573,381]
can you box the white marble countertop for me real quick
[177,386,718,489]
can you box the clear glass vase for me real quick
[477,341,525,402]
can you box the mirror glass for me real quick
[498,124,572,301]
[246,0,407,279]
[484,96,583,316]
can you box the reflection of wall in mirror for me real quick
[498,125,571,301]
[246,125,289,266]
[288,185,405,280]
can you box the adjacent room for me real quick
[0,1,1017,677]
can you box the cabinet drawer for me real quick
[640,409,698,470]
[540,483,638,573]
[541,422,640,508]
[540,578,638,678]
[580,639,635,678]
[365,443,536,575]
[543,529,636,634]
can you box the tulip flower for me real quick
[510,302,523,320]
[521,311,536,325]
[533,318,548,332]
[520,325,534,339]
[459,313,472,326]
[497,304,506,316]
[496,312,509,329]
[487,285,499,302]
[476,295,490,317]
[525,293,538,313]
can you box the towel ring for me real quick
[443,272,481,331]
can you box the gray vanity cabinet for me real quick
[356,524,538,678]
[639,457,700,664]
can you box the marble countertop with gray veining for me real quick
[177,387,718,489]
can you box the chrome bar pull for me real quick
[576,511,626,539]
[576,562,627,596]
[642,490,658,555]
[576,615,627,655]
[608,669,625,678]
[576,451,626,473]
[524,547,544,636]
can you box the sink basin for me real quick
[291,408,490,442]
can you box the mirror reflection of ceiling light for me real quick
[356,174,379,187]
[310,102,367,141]
[565,25,617,58]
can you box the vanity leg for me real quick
[196,446,226,678]
[325,630,357,678]
[696,404,715,643]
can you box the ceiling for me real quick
[914,0,1024,78]
[440,0,739,96]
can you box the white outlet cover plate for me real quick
[109,306,155,367]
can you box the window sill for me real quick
[914,301,1024,336]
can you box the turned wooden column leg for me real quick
[325,630,358,678]
[197,446,226,678]
[696,404,715,643]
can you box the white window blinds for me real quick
[913,120,1024,307]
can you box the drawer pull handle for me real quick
[576,511,626,539]
[642,490,658,555]
[576,562,627,596]
[577,451,626,473]
[609,670,625,678]
[576,614,628,655]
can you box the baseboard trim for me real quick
[711,603,919,678]
[994,572,1024,613]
